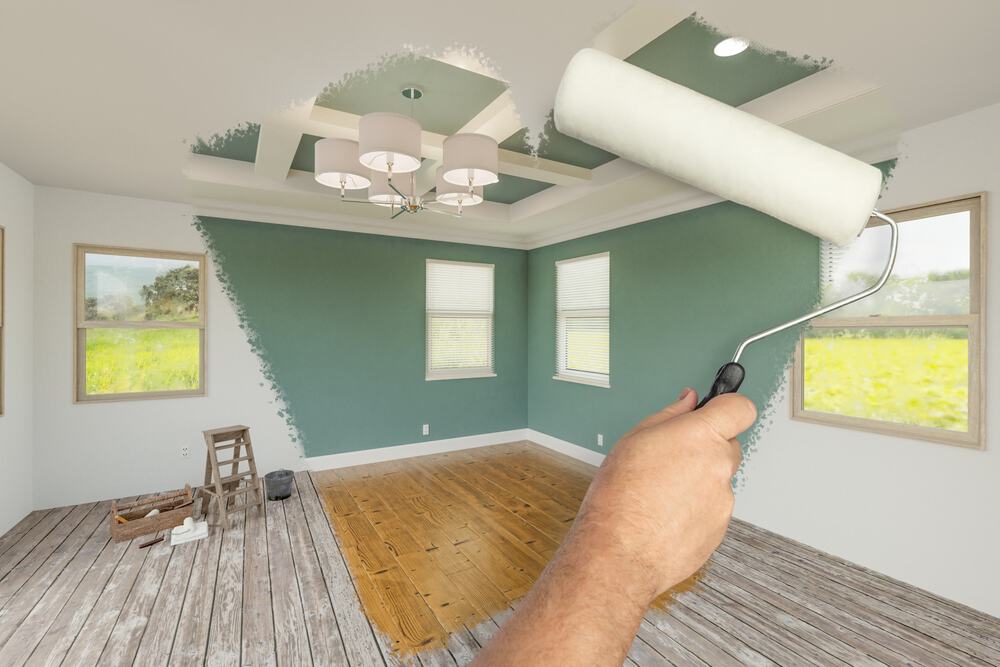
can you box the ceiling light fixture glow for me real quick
[314,138,371,192]
[358,112,422,175]
[442,133,500,187]
[435,166,484,208]
[714,37,749,57]
[367,169,410,207]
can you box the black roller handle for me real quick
[696,362,746,409]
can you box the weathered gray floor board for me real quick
[0,468,997,666]
[729,519,1000,653]
[0,511,51,561]
[723,528,999,667]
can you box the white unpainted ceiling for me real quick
[2,1,998,247]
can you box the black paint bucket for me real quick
[264,469,294,501]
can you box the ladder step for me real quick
[206,428,249,442]
[214,441,247,450]
[218,485,258,500]
[202,479,258,498]
[218,471,254,485]
[218,455,252,465]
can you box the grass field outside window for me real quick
[76,245,206,402]
[793,194,985,448]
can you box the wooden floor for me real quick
[0,443,996,666]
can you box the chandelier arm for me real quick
[387,179,409,201]
[390,207,407,220]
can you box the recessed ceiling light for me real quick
[714,37,749,57]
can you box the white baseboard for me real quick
[525,429,607,467]
[305,429,530,470]
[304,427,607,471]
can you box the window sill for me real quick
[553,373,610,389]
[426,371,497,382]
[790,408,983,450]
[75,388,206,404]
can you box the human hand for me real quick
[568,388,756,603]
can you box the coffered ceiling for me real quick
[186,12,889,248]
[4,1,998,249]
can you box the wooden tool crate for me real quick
[109,485,194,542]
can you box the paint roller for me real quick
[553,48,898,408]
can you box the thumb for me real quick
[692,393,757,441]
[627,387,699,436]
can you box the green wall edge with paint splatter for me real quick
[195,161,892,461]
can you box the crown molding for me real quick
[189,198,531,249]
[521,131,901,249]
[187,126,901,252]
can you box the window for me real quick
[555,252,610,388]
[792,194,986,448]
[75,245,206,402]
[425,259,495,381]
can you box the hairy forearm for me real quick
[472,523,656,666]
[471,392,753,665]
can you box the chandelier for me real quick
[314,86,498,218]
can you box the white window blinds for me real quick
[556,252,610,387]
[426,259,495,380]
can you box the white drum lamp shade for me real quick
[435,166,483,206]
[358,112,422,174]
[368,169,411,207]
[442,133,499,186]
[314,138,371,190]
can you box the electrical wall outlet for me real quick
[597,433,604,448]
[181,445,191,458]
[422,424,430,436]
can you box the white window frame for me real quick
[425,259,496,382]
[791,193,986,449]
[554,252,610,388]
[74,244,207,403]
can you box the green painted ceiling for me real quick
[192,16,827,205]
[484,174,553,204]
[625,15,825,107]
[191,123,260,163]
[500,117,616,171]
[290,133,322,173]
[498,15,825,171]
[316,55,508,136]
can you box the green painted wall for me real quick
[196,217,528,458]
[526,202,821,455]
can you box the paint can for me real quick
[264,469,294,501]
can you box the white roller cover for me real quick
[553,48,883,246]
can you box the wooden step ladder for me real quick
[202,425,263,527]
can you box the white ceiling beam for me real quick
[415,88,524,194]
[254,98,315,181]
[591,2,691,58]
[739,67,881,126]
[307,104,590,187]
[459,88,522,142]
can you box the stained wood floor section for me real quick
[0,442,994,666]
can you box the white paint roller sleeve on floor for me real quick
[553,48,883,247]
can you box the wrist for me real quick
[564,519,661,610]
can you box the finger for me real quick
[693,393,757,441]
[727,438,743,476]
[627,387,699,436]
